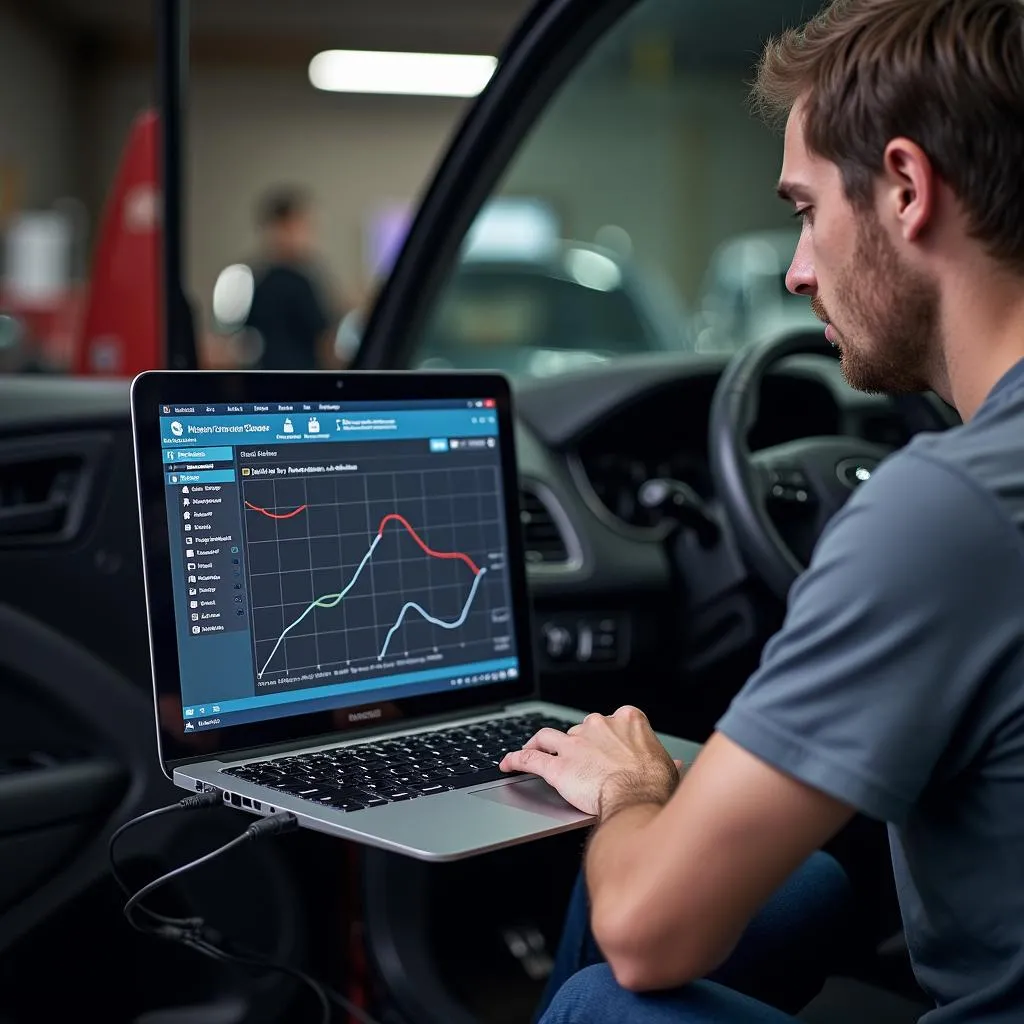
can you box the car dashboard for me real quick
[0,356,945,737]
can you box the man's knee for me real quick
[541,964,797,1024]
[539,965,628,1024]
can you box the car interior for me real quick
[0,0,966,1021]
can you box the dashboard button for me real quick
[542,623,574,661]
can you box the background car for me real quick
[338,239,693,377]
[694,229,821,351]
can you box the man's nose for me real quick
[785,243,816,297]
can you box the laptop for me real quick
[131,370,699,861]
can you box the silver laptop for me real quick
[131,370,698,861]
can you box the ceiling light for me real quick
[309,50,498,98]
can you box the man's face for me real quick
[272,210,315,258]
[779,103,939,394]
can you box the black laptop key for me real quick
[224,715,575,799]
[446,767,515,789]
[264,780,314,794]
[407,781,452,796]
[322,792,368,812]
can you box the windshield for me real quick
[402,0,824,377]
[0,0,823,379]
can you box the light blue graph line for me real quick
[257,533,383,678]
[377,567,487,660]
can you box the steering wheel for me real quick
[708,329,942,601]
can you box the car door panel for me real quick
[0,600,175,952]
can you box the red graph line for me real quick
[377,512,481,575]
[244,500,308,520]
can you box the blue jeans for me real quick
[537,851,853,1024]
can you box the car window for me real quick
[404,0,825,377]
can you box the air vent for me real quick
[520,487,570,565]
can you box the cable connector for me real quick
[245,811,299,839]
[179,790,224,810]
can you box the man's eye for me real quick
[793,207,813,224]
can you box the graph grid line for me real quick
[251,508,485,678]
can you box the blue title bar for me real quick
[160,408,498,447]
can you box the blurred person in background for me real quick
[244,186,339,369]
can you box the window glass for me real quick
[406,0,825,377]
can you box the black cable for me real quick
[123,810,298,930]
[118,805,385,1024]
[187,935,335,1024]
[109,790,222,928]
[195,936,384,1024]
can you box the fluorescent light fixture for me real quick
[309,49,497,98]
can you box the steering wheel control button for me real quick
[836,457,877,489]
[767,467,813,504]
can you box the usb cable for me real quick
[112,795,382,1024]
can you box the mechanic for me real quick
[244,186,337,371]
[502,1,1024,1021]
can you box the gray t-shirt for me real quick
[718,357,1024,1022]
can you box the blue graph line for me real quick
[257,533,383,678]
[377,567,487,660]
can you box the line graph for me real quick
[241,461,511,684]
[251,511,484,677]
[375,513,481,573]
[378,569,485,660]
[245,500,308,520]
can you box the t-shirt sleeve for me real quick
[717,447,1021,823]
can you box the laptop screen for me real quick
[157,396,520,736]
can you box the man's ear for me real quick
[881,138,936,242]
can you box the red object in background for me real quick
[72,109,162,376]
[0,283,85,370]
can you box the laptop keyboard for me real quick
[220,712,573,812]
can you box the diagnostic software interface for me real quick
[158,399,520,734]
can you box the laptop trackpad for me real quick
[470,776,591,822]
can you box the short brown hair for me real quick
[753,0,1024,272]
[257,186,311,228]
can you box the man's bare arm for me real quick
[584,731,854,991]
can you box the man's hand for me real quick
[499,705,681,817]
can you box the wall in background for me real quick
[89,64,468,329]
[0,8,77,215]
[88,64,790,334]
[499,75,789,306]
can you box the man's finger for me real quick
[500,746,559,782]
[613,704,648,721]
[522,727,571,754]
